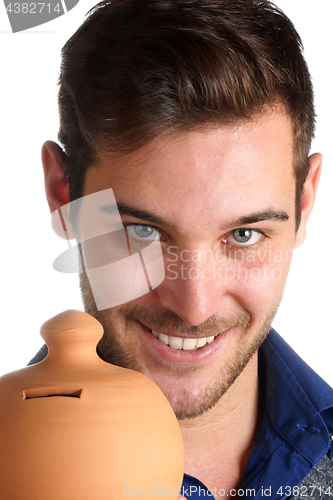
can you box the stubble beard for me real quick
[79,268,280,420]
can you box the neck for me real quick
[178,354,263,495]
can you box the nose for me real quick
[155,248,227,326]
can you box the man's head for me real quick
[43,0,321,419]
[57,0,315,228]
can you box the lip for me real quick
[138,322,233,365]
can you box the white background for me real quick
[0,1,332,381]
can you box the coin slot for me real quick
[22,387,82,400]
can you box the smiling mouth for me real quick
[149,329,219,351]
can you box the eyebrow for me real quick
[100,202,178,229]
[223,210,289,230]
[100,202,289,230]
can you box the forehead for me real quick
[84,109,295,230]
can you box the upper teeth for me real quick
[151,330,217,350]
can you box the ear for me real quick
[294,153,322,248]
[42,141,75,240]
[42,140,70,212]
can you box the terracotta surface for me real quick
[0,310,184,499]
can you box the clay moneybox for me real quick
[0,310,184,499]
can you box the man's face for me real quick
[79,109,299,419]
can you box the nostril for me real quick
[22,387,83,400]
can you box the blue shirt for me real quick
[181,329,333,499]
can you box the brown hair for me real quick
[58,0,315,228]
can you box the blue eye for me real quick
[126,225,159,241]
[233,229,252,243]
[225,229,262,246]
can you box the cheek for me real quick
[226,249,293,316]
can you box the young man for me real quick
[36,0,333,497]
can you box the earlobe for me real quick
[294,152,322,249]
[42,140,70,213]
